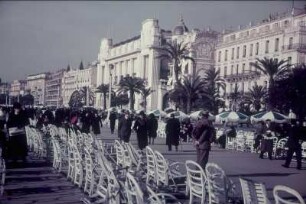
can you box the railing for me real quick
[282,43,306,52]
[224,71,261,81]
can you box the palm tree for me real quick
[250,57,289,109]
[140,87,154,111]
[118,76,145,110]
[244,85,267,112]
[201,67,226,114]
[228,84,242,111]
[169,75,206,113]
[96,83,109,110]
[157,41,195,86]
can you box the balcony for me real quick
[282,43,306,52]
[224,71,261,82]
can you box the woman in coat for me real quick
[147,113,158,145]
[119,111,133,143]
[7,102,29,163]
[165,114,180,151]
[92,113,102,135]
[133,111,148,150]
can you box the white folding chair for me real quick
[239,177,270,204]
[125,172,144,204]
[273,185,305,204]
[146,146,156,185]
[185,160,207,204]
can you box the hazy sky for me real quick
[0,1,304,82]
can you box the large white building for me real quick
[215,8,306,107]
[26,73,49,106]
[62,64,97,106]
[45,69,65,107]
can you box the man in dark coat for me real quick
[7,102,29,163]
[192,111,215,169]
[259,119,274,160]
[109,111,117,134]
[147,113,158,145]
[92,113,102,135]
[282,119,302,170]
[133,111,148,150]
[165,114,180,151]
[118,111,132,143]
[81,111,91,133]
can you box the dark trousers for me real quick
[285,148,302,168]
[259,151,273,159]
[110,121,115,134]
[168,144,178,151]
[197,149,210,170]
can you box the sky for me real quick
[0,1,304,82]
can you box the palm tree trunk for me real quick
[130,90,134,110]
[187,97,191,114]
[267,77,274,111]
[103,93,107,110]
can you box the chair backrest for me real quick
[114,140,125,166]
[302,142,306,159]
[239,177,270,204]
[185,160,207,201]
[205,162,228,204]
[154,150,169,186]
[146,146,156,184]
[125,172,144,204]
[273,185,305,204]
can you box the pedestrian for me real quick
[282,119,302,170]
[6,102,29,164]
[254,121,265,152]
[81,111,91,134]
[109,111,117,134]
[133,111,148,150]
[165,113,180,151]
[92,112,103,136]
[192,111,215,169]
[259,119,275,160]
[118,111,133,143]
[147,113,158,145]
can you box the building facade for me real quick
[62,64,97,107]
[45,69,65,107]
[9,80,27,97]
[26,73,49,106]
[215,8,306,108]
[0,82,10,95]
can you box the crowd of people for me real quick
[0,103,305,170]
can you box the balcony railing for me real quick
[224,71,261,82]
[282,43,306,52]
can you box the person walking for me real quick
[147,113,158,145]
[81,111,91,134]
[192,111,215,169]
[6,102,29,164]
[165,114,180,151]
[92,112,103,136]
[259,119,275,160]
[133,111,148,150]
[109,111,117,134]
[118,111,133,143]
[282,119,302,170]
[253,121,265,152]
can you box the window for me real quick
[241,82,245,93]
[265,40,269,53]
[249,62,252,71]
[231,48,235,60]
[288,37,293,49]
[218,51,221,62]
[236,64,239,75]
[231,65,234,75]
[184,64,189,74]
[275,38,279,52]
[242,63,245,73]
[225,50,228,61]
[243,45,246,58]
[256,42,259,55]
[224,66,227,77]
[250,44,253,56]
[230,83,233,92]
[288,57,292,65]
[236,47,240,59]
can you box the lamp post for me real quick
[108,64,114,109]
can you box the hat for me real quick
[13,102,22,110]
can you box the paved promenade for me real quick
[1,127,305,203]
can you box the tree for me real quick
[118,76,145,110]
[140,87,154,111]
[67,64,71,72]
[79,61,84,70]
[112,92,129,108]
[96,83,109,110]
[271,63,306,119]
[69,90,83,108]
[250,57,289,110]
[201,67,226,114]
[20,94,34,106]
[244,85,267,112]
[228,84,242,111]
[157,41,195,86]
[79,86,94,106]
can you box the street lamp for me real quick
[108,64,114,109]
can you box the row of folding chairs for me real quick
[25,126,47,158]
[0,154,5,197]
